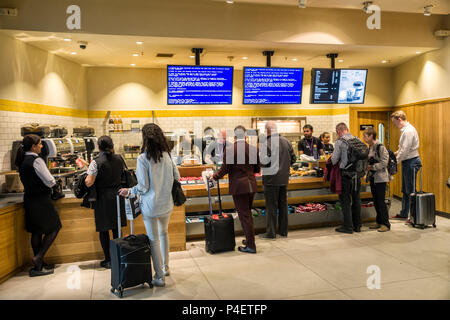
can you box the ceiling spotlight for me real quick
[63,38,72,42]
[424,5,433,16]
[226,0,234,4]
[130,63,136,67]
[363,1,373,13]
[291,58,297,61]
[415,51,421,54]
[136,41,143,45]
[381,60,391,64]
[298,0,307,8]
[132,53,139,57]
[189,55,195,59]
[71,52,77,55]
[242,56,248,60]
[338,59,344,63]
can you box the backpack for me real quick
[341,136,369,178]
[376,144,398,176]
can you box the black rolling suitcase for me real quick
[410,167,436,229]
[204,177,236,254]
[110,195,153,298]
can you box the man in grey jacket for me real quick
[259,121,296,239]
[391,111,421,222]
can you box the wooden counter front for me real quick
[0,197,186,284]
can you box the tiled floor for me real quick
[1,200,449,300]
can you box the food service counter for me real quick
[182,176,377,239]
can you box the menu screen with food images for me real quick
[311,68,368,104]
[167,65,233,105]
[243,67,304,104]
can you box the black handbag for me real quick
[169,153,186,206]
[51,179,65,201]
[120,156,138,188]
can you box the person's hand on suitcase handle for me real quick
[118,188,130,197]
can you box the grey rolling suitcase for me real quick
[410,167,436,229]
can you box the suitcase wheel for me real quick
[433,223,436,228]
[110,288,115,294]
[117,285,124,298]
[148,282,154,288]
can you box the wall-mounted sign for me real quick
[360,124,374,131]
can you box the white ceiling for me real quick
[219,0,450,15]
[1,30,438,70]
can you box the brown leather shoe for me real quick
[370,224,381,229]
[378,225,390,232]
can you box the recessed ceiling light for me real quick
[381,60,387,63]
[226,0,234,4]
[63,38,72,42]
[242,56,248,60]
[189,55,195,58]
[71,52,77,55]
[136,41,143,45]
[415,51,421,54]
[132,53,139,57]
[292,58,297,61]
[130,63,136,67]
[338,59,344,63]
[424,5,433,16]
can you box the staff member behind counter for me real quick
[85,136,127,269]
[298,125,325,159]
[15,134,61,277]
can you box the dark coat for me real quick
[213,140,261,195]
[260,134,296,186]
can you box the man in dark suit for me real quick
[212,125,261,254]
[259,121,296,239]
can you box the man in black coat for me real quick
[259,121,297,239]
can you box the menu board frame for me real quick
[242,67,304,105]
[310,68,368,104]
[167,65,234,105]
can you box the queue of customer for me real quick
[15,111,420,281]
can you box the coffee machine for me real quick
[73,126,98,162]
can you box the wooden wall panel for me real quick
[390,100,450,214]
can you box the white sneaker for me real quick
[151,277,165,287]
[163,265,170,277]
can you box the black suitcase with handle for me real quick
[204,177,236,254]
[110,195,153,298]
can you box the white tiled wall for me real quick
[1,112,349,188]
[0,110,88,188]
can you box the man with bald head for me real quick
[259,121,296,239]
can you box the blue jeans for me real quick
[400,157,422,218]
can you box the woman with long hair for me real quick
[85,136,127,269]
[119,123,180,287]
[15,134,61,277]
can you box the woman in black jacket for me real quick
[15,134,61,277]
[85,136,126,269]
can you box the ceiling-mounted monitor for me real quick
[167,65,233,105]
[310,68,368,104]
[243,67,304,104]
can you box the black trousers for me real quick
[370,179,391,228]
[339,174,362,230]
[263,185,288,237]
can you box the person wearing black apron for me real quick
[298,124,325,159]
[85,136,126,269]
[15,134,61,277]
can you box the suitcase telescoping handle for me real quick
[116,194,134,238]
[413,165,423,194]
[206,176,223,216]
